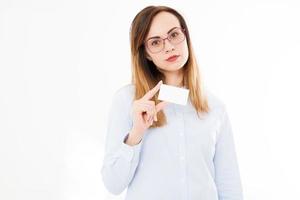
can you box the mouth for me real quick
[166,55,180,62]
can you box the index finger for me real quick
[142,80,163,100]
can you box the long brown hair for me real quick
[130,5,210,128]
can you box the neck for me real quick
[163,69,184,87]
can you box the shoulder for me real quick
[203,89,232,137]
[203,88,227,116]
[204,88,225,109]
[112,83,135,104]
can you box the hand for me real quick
[131,80,168,135]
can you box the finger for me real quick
[145,112,151,122]
[142,101,155,109]
[147,108,155,122]
[146,109,152,121]
[140,103,152,110]
[142,111,151,122]
[145,100,155,106]
[148,115,153,122]
[155,101,169,113]
[148,115,154,126]
[145,101,157,121]
[140,103,155,121]
[139,102,151,111]
[141,80,163,100]
[140,105,151,121]
[144,113,153,125]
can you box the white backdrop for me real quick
[1,0,300,199]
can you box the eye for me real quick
[151,40,161,46]
[170,31,179,38]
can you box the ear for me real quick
[145,52,153,61]
[146,56,153,61]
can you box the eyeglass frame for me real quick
[144,27,186,54]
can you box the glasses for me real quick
[144,27,186,54]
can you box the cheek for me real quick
[151,54,165,65]
[181,42,189,57]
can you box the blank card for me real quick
[158,84,189,105]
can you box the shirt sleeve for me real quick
[101,88,144,195]
[213,106,244,200]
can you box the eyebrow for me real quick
[146,27,178,40]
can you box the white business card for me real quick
[158,84,189,105]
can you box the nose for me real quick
[164,39,175,53]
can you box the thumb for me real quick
[155,101,169,113]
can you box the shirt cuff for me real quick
[118,133,143,163]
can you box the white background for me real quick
[1,0,300,199]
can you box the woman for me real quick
[101,5,243,200]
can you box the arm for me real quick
[213,106,244,200]
[101,89,144,195]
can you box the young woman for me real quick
[101,5,243,200]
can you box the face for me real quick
[145,12,189,74]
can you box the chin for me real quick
[162,66,183,73]
[169,62,185,70]
[156,61,185,72]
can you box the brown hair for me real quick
[129,5,210,128]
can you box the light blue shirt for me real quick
[101,84,243,200]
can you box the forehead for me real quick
[147,12,181,37]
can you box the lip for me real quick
[166,55,180,62]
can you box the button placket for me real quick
[175,106,188,200]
